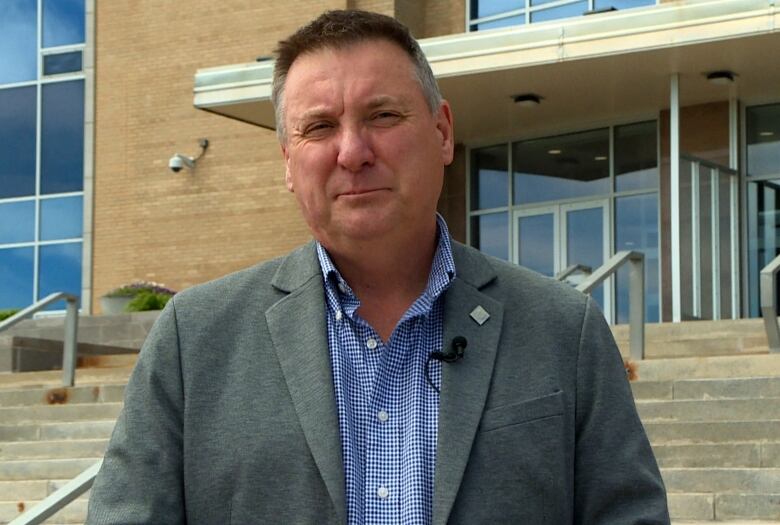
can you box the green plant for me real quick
[105,281,176,298]
[0,309,21,322]
[126,290,172,312]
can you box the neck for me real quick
[322,218,439,340]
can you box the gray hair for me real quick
[271,10,442,143]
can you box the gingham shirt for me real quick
[316,216,456,525]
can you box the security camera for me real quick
[167,139,209,173]
[168,154,194,173]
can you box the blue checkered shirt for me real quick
[316,216,456,525]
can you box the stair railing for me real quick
[575,250,645,360]
[0,292,80,386]
[8,460,102,525]
[555,263,592,283]
[760,254,780,353]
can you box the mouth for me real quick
[337,188,389,197]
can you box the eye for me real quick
[371,111,401,125]
[308,121,334,134]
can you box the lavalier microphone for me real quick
[426,336,468,394]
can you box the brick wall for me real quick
[93,0,470,312]
[93,0,347,311]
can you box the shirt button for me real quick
[335,310,343,321]
[366,338,378,350]
[377,485,389,499]
[377,410,389,422]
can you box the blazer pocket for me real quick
[480,390,564,432]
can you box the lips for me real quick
[337,188,389,197]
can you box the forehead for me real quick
[283,40,420,106]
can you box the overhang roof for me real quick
[193,0,780,142]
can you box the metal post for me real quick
[729,94,740,320]
[691,161,701,319]
[761,256,780,353]
[62,298,79,387]
[629,253,645,361]
[711,168,721,320]
[670,73,682,322]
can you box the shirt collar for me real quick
[316,214,456,315]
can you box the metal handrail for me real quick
[555,264,592,282]
[0,292,80,386]
[8,460,102,525]
[760,254,780,353]
[576,250,645,360]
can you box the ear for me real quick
[281,144,294,192]
[435,100,455,166]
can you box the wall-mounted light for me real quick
[169,139,209,173]
[512,93,543,107]
[706,70,736,85]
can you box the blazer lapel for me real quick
[434,243,504,525]
[265,242,346,524]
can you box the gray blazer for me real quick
[87,241,669,524]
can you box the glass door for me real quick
[514,199,612,320]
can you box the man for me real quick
[87,10,669,524]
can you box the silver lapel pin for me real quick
[469,305,490,326]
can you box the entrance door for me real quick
[514,200,612,320]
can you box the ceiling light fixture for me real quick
[548,149,562,155]
[512,93,543,107]
[594,156,608,161]
[759,131,775,137]
[706,70,736,85]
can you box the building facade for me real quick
[1,0,779,325]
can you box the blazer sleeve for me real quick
[573,297,670,525]
[86,299,186,524]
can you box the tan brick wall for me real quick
[348,0,394,16]
[422,0,466,38]
[93,0,346,311]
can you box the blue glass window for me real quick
[40,196,83,241]
[0,201,35,244]
[43,51,83,75]
[531,1,588,23]
[594,0,655,10]
[38,242,82,308]
[41,80,84,194]
[0,247,34,309]
[615,121,658,192]
[471,0,520,19]
[471,212,508,260]
[0,0,37,85]
[615,193,659,323]
[472,15,525,31]
[471,146,508,210]
[43,0,85,48]
[0,86,37,198]
[513,128,610,204]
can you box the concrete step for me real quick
[644,420,780,445]
[0,367,134,390]
[637,398,780,422]
[0,403,122,425]
[633,354,780,382]
[0,497,87,524]
[0,420,117,443]
[668,492,780,521]
[662,468,780,494]
[633,376,780,401]
[0,439,108,460]
[0,457,97,481]
[653,443,765,468]
[612,318,770,358]
[0,384,125,408]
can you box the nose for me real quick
[336,126,375,173]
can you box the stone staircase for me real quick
[0,321,779,523]
[632,354,780,523]
[0,365,133,524]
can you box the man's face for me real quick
[281,39,454,249]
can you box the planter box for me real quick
[100,296,132,315]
